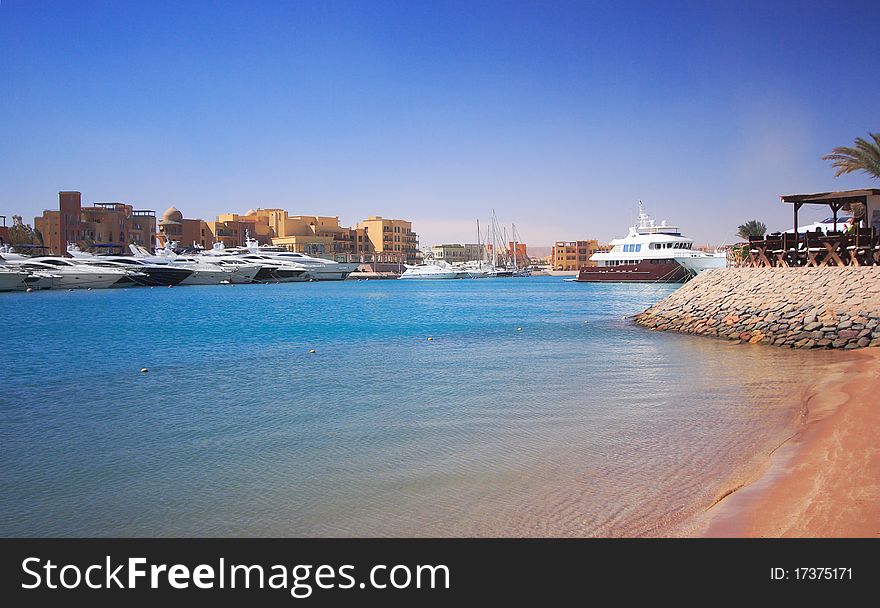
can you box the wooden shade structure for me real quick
[781,189,880,233]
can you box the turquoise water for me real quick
[0,277,834,537]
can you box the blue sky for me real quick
[1,0,878,247]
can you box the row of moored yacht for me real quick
[398,259,530,279]
[0,239,361,292]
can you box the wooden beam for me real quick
[831,201,842,231]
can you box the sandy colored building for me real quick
[157,207,215,249]
[257,211,350,257]
[431,243,484,263]
[357,216,419,263]
[551,239,599,271]
[34,191,156,255]
[431,243,465,263]
[168,206,419,261]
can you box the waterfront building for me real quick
[507,241,529,265]
[241,209,353,257]
[431,243,484,263]
[551,240,599,271]
[35,191,156,255]
[263,213,351,257]
[357,216,420,263]
[157,207,215,249]
[205,208,416,261]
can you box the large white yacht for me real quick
[12,258,140,289]
[577,202,727,283]
[233,253,310,282]
[0,267,29,291]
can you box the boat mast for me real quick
[476,218,483,266]
[489,211,495,269]
[512,223,517,270]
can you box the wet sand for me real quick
[702,348,880,537]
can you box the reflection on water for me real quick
[0,278,835,536]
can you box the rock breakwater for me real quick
[635,267,880,349]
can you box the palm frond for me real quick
[822,132,880,180]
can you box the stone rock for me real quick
[633,268,880,350]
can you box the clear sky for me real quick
[1,0,878,247]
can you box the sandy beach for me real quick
[703,347,880,537]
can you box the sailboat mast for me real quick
[512,223,517,269]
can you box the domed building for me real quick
[161,207,184,224]
[157,206,184,242]
[156,206,214,249]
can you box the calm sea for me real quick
[0,277,835,537]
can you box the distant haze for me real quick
[1,1,877,248]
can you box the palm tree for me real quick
[736,220,766,240]
[821,132,880,180]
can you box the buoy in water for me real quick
[140,368,149,373]
[26,287,33,293]
[427,337,433,341]
[517,327,523,331]
[308,349,316,354]
[168,284,173,288]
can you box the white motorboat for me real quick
[398,263,458,279]
[22,271,62,290]
[675,252,729,276]
[194,256,261,284]
[234,253,310,282]
[0,267,29,291]
[457,260,496,278]
[13,258,140,289]
[166,258,239,285]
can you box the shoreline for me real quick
[699,347,880,537]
